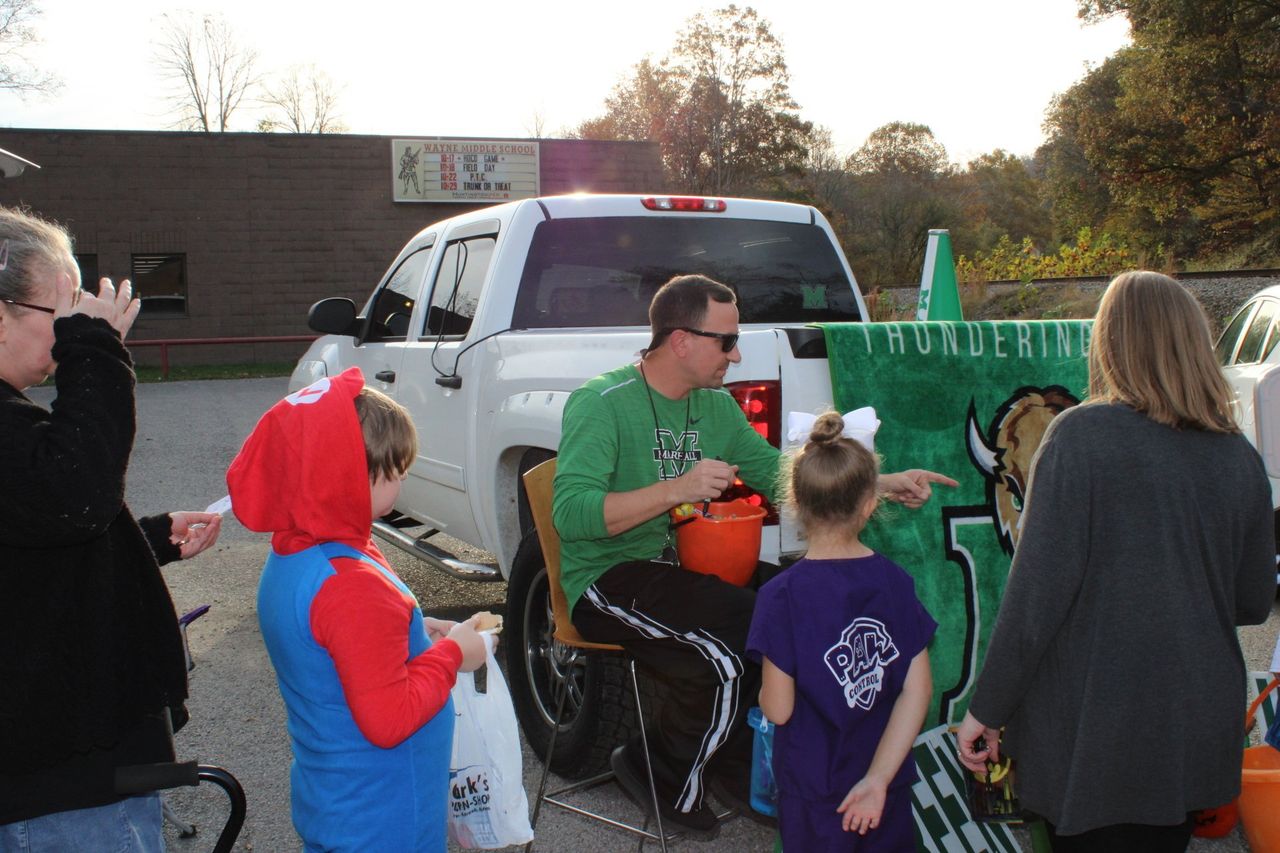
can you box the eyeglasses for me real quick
[670,327,740,353]
[1,299,55,315]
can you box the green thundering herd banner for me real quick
[822,320,1092,726]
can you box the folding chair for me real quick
[521,458,675,852]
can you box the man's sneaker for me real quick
[708,772,778,828]
[610,744,721,841]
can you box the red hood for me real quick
[227,367,373,554]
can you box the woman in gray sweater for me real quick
[956,271,1276,852]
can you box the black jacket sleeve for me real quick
[137,513,182,567]
[0,315,137,545]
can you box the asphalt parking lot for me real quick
[32,376,1277,852]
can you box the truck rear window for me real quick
[511,217,861,329]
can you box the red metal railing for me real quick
[128,335,318,379]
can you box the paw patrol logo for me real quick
[824,617,900,710]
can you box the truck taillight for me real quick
[726,381,781,447]
[641,196,727,212]
[723,380,780,524]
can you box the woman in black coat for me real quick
[956,271,1275,853]
[0,207,222,851]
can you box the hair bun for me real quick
[808,411,845,445]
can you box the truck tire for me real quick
[505,530,638,778]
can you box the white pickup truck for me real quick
[289,193,868,775]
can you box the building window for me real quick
[132,254,187,316]
[74,254,98,290]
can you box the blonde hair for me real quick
[1088,271,1238,433]
[354,387,417,481]
[0,206,75,306]
[786,411,880,532]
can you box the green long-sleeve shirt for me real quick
[553,363,781,610]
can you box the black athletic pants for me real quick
[571,559,762,814]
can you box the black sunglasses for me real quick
[670,327,740,353]
[1,298,55,315]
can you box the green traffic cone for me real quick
[916,229,963,321]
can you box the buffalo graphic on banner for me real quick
[821,320,1092,725]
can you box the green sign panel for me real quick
[822,320,1092,724]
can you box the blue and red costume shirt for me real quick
[229,368,464,852]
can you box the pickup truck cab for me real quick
[291,193,867,774]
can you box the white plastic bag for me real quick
[446,643,535,848]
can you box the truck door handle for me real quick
[375,370,396,383]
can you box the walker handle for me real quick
[114,760,200,794]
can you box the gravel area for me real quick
[1182,276,1279,329]
[27,375,1278,852]
[883,272,1280,333]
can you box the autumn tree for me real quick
[1036,68,1115,247]
[799,126,852,216]
[951,149,1053,257]
[575,58,680,146]
[576,5,811,195]
[842,122,959,286]
[0,0,57,95]
[1045,0,1280,261]
[155,12,259,132]
[259,64,346,133]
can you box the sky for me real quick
[0,0,1130,166]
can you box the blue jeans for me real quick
[0,795,163,853]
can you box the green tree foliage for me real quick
[1045,0,1280,262]
[955,226,1152,283]
[951,149,1054,260]
[575,5,812,195]
[1036,74,1114,247]
[840,122,959,286]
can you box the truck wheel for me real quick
[505,530,636,778]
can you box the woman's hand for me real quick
[169,511,222,559]
[55,274,140,340]
[956,710,1002,772]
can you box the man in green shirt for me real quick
[553,275,953,838]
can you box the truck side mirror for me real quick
[308,297,360,336]
[1255,364,1280,477]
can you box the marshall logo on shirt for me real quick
[824,617,900,710]
[652,429,702,479]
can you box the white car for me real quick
[1216,284,1280,581]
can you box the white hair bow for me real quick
[786,407,880,452]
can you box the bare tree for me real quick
[154,12,258,132]
[803,126,852,213]
[523,109,546,139]
[259,64,347,133]
[0,0,58,95]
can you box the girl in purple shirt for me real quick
[747,411,936,852]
